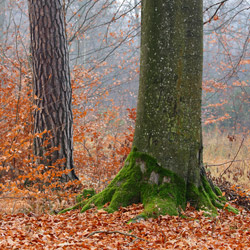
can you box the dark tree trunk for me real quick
[28,0,78,181]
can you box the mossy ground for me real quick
[60,149,237,217]
[76,188,96,203]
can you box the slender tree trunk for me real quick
[28,0,78,181]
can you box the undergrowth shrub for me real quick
[0,57,136,214]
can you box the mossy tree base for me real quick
[60,149,237,217]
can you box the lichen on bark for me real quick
[60,0,238,217]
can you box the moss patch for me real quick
[78,148,186,216]
[61,149,237,217]
[59,201,87,214]
[76,188,96,203]
[186,176,238,216]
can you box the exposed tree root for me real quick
[60,149,238,217]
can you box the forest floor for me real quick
[0,133,250,249]
[0,202,250,249]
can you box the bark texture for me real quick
[133,0,203,185]
[62,0,237,216]
[28,0,78,181]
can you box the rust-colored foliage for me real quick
[0,204,250,249]
[0,0,139,210]
[0,49,135,211]
[0,1,249,248]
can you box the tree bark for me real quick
[62,0,237,216]
[28,0,78,181]
[134,0,203,186]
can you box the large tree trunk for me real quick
[28,0,78,181]
[62,0,237,216]
[134,0,203,186]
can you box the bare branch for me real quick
[220,138,245,177]
[204,0,228,25]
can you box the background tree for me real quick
[63,0,236,216]
[0,0,5,41]
[28,0,78,181]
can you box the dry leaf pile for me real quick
[0,204,250,249]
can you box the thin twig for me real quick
[220,138,245,177]
[203,0,229,13]
[204,0,228,25]
[12,200,17,214]
[160,231,167,243]
[207,158,250,167]
[86,230,149,242]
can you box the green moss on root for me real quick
[80,149,186,216]
[76,188,96,203]
[187,176,238,215]
[59,200,87,214]
[61,148,237,217]
[58,189,96,214]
